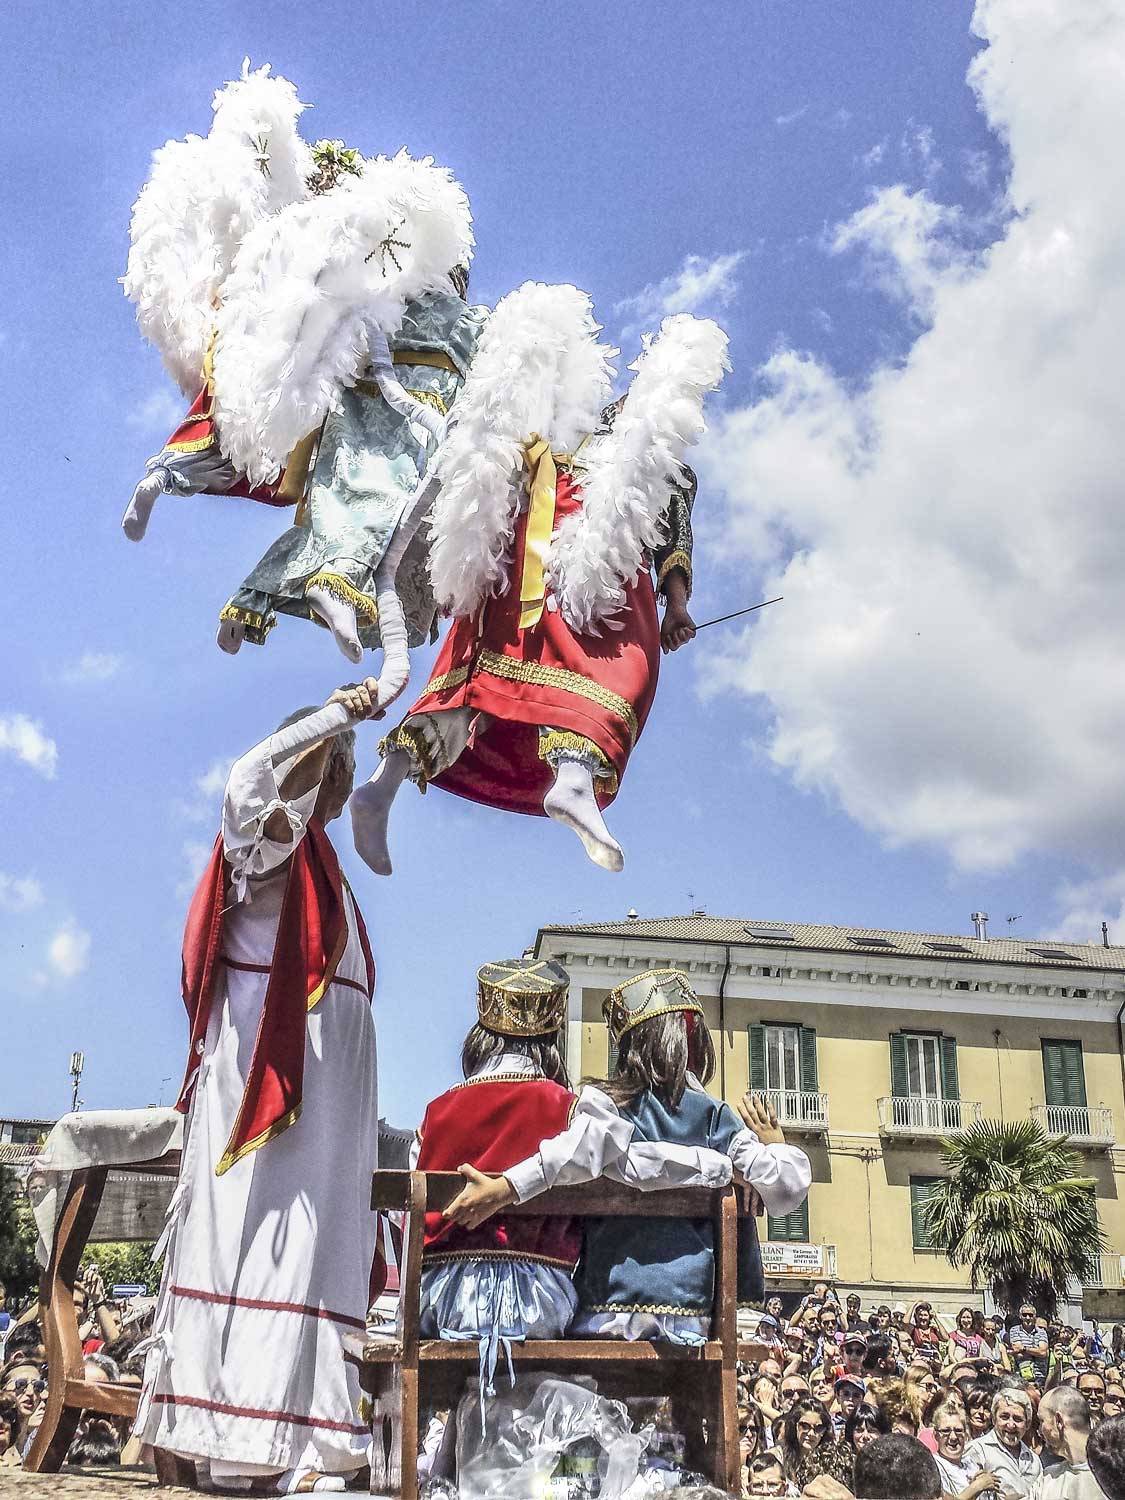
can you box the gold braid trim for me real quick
[404,387,449,416]
[218,603,274,644]
[538,730,618,795]
[164,431,218,455]
[583,1302,711,1316]
[304,571,379,626]
[657,548,693,597]
[424,663,471,696]
[422,1249,577,1271]
[475,649,639,744]
[216,1102,302,1177]
[380,723,436,789]
[448,1072,544,1091]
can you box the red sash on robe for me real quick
[161,381,307,506]
[177,820,375,1176]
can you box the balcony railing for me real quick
[761,1089,829,1132]
[1030,1104,1116,1148]
[1084,1253,1125,1289]
[877,1096,982,1136]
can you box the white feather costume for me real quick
[122,60,313,395]
[427,281,616,620]
[211,151,474,487]
[548,314,730,632]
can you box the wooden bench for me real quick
[358,1170,747,1498]
[24,1151,193,1485]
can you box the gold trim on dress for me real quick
[656,548,693,597]
[475,649,639,743]
[215,1102,302,1177]
[423,663,471,697]
[164,429,218,456]
[447,1072,546,1091]
[537,730,618,795]
[583,1301,709,1316]
[422,1249,577,1271]
[380,723,436,789]
[392,347,459,374]
[304,571,379,626]
[218,603,275,643]
[403,387,449,416]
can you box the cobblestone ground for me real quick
[0,1468,193,1499]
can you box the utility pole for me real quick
[69,1050,85,1113]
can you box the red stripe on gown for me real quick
[405,468,660,816]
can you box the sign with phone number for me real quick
[762,1242,826,1276]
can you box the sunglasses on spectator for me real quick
[797,1419,825,1434]
[781,1386,809,1399]
[936,1428,965,1443]
[9,1379,46,1395]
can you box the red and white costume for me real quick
[135,719,378,1483]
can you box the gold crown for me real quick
[602,968,703,1046]
[476,958,569,1038]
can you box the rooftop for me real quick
[538,916,1125,974]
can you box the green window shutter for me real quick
[748,1024,767,1091]
[1042,1041,1087,1108]
[799,1027,819,1091]
[767,1199,810,1243]
[939,1036,960,1101]
[910,1177,943,1249]
[890,1033,909,1097]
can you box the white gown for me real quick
[134,730,379,1479]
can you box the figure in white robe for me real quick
[134,683,384,1494]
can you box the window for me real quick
[926,941,972,954]
[1027,947,1078,961]
[891,1032,959,1100]
[847,935,897,948]
[745,927,795,942]
[749,1024,819,1094]
[768,1199,810,1243]
[910,1177,945,1250]
[1041,1040,1087,1108]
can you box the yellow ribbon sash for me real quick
[518,437,560,631]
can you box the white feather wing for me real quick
[428,281,615,619]
[548,314,730,634]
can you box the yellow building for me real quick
[532,915,1125,1320]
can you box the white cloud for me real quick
[697,0,1125,884]
[177,838,216,897]
[615,252,747,338]
[775,105,809,128]
[126,389,184,432]
[862,141,888,170]
[60,652,125,686]
[176,756,235,824]
[1053,871,1125,946]
[0,714,58,778]
[0,872,44,911]
[901,122,943,182]
[48,921,91,979]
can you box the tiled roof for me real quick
[538,916,1125,973]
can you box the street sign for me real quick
[111,1283,147,1298]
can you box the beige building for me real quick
[532,915,1125,1319]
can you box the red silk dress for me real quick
[398,467,661,815]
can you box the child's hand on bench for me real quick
[442,1164,517,1229]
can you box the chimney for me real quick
[971,911,989,940]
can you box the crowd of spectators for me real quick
[735,1284,1125,1499]
[0,1267,155,1469]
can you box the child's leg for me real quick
[541,734,624,872]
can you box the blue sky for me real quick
[4,0,1109,1126]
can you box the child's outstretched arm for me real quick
[729,1094,812,1216]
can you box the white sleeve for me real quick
[221,723,333,901]
[603,1139,733,1191]
[726,1129,812,1216]
[408,1132,422,1170]
[504,1086,634,1203]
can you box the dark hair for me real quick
[3,1324,42,1360]
[0,1395,19,1442]
[1087,1415,1125,1500]
[863,1335,896,1375]
[67,1424,122,1466]
[749,1452,784,1475]
[590,1009,715,1110]
[460,1023,568,1087]
[845,1402,890,1449]
[1,1355,46,1386]
[854,1434,941,1500]
[449,264,470,300]
[779,1398,833,1471]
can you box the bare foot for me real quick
[121,471,166,542]
[306,584,363,663]
[543,759,624,871]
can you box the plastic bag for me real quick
[455,1373,652,1500]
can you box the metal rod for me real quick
[692,596,783,633]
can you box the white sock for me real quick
[216,618,245,655]
[121,470,166,543]
[350,749,411,876]
[306,584,363,663]
[543,758,624,872]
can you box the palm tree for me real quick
[923,1117,1105,1315]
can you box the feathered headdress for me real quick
[427,282,616,621]
[122,60,313,395]
[548,315,730,632]
[211,150,474,486]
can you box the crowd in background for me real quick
[735,1284,1125,1499]
[0,1268,155,1468]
